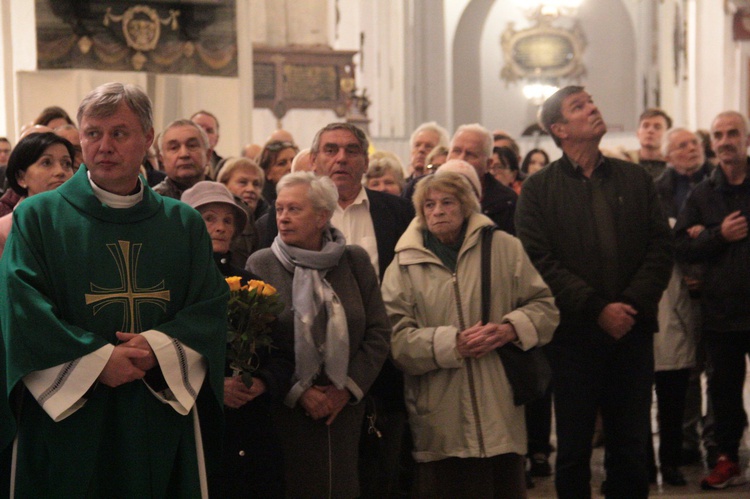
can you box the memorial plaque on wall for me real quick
[284,65,338,102]
[36,0,237,76]
[253,46,358,119]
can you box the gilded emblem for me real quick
[85,241,171,333]
[103,5,180,69]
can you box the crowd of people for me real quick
[0,81,747,499]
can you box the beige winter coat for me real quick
[381,213,559,462]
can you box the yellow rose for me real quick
[247,280,264,294]
[225,276,242,291]
[247,279,277,297]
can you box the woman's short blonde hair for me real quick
[412,171,480,228]
[364,151,405,186]
[217,157,265,189]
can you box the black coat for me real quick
[481,172,518,235]
[654,162,713,219]
[674,161,750,332]
[515,154,673,337]
[213,252,293,498]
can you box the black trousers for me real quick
[703,330,750,462]
[412,453,526,499]
[548,328,654,499]
[525,385,553,457]
[648,368,691,468]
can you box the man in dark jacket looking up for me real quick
[515,86,672,499]
[674,110,750,491]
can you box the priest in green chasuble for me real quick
[0,82,228,498]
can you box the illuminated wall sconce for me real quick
[512,0,584,19]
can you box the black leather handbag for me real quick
[481,225,551,406]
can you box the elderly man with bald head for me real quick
[648,127,713,487]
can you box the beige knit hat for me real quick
[181,181,248,237]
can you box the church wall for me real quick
[478,2,537,136]
[3,0,750,160]
[692,1,730,130]
[4,1,255,158]
[0,0,15,138]
[476,0,637,139]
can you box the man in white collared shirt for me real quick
[311,123,415,279]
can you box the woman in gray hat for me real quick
[182,180,291,498]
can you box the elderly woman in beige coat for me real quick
[381,170,559,498]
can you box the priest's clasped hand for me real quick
[97,332,158,387]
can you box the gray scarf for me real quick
[271,226,349,393]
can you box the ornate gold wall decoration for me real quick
[501,15,587,84]
[36,0,237,77]
[104,6,179,51]
[102,5,180,71]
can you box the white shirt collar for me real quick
[347,186,370,209]
[87,171,144,208]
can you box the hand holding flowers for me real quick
[225,277,284,388]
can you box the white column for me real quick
[692,0,731,128]
[237,0,254,149]
[0,0,14,138]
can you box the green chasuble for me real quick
[0,166,228,498]
[0,338,15,495]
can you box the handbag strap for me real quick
[481,225,497,324]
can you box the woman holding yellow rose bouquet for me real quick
[183,181,292,498]
[246,172,391,498]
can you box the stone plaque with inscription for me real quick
[253,46,357,119]
[284,65,338,102]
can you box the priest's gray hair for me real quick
[77,82,153,133]
[276,171,338,217]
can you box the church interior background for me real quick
[4,1,750,496]
[0,0,749,167]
